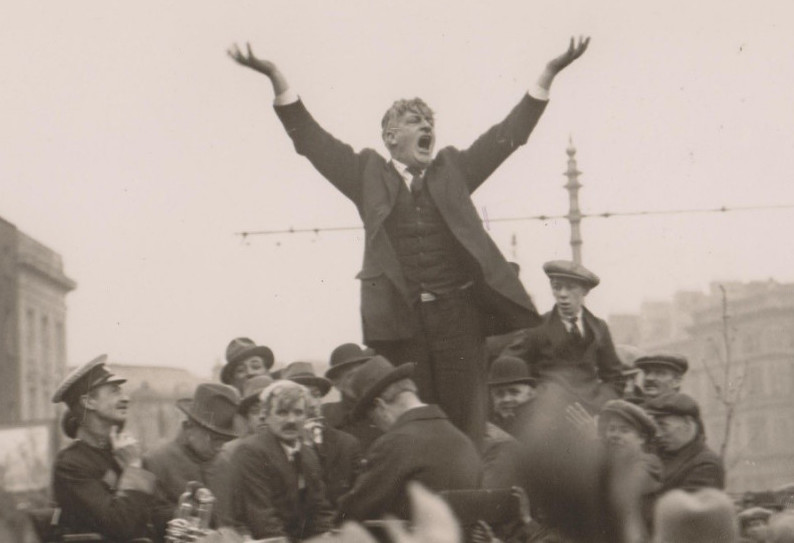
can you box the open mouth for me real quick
[417,134,433,151]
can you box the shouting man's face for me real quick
[383,100,435,170]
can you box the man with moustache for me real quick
[634,352,688,401]
[51,355,161,541]
[228,37,590,447]
[230,380,334,540]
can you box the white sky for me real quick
[3,1,794,376]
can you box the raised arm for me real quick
[228,43,290,98]
[459,36,591,193]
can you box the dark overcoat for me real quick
[274,95,547,342]
[229,428,334,540]
[505,306,623,410]
[338,405,481,521]
[657,435,725,493]
[313,427,362,507]
[52,440,157,542]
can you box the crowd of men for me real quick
[13,34,793,543]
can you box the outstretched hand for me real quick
[546,36,590,75]
[227,42,278,78]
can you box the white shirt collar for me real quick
[391,159,419,189]
[559,307,585,334]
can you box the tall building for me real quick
[0,217,76,424]
[610,280,794,492]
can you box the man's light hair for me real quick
[381,98,434,142]
[259,380,311,418]
[378,378,418,404]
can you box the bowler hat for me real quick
[644,392,700,419]
[325,343,375,380]
[635,352,689,375]
[282,361,332,397]
[52,354,126,408]
[653,488,738,543]
[176,383,241,438]
[543,260,600,289]
[488,356,536,387]
[598,399,658,440]
[350,356,415,420]
[221,337,274,385]
[239,374,274,415]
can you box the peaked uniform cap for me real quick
[221,337,274,385]
[325,343,375,380]
[635,352,689,375]
[488,356,536,387]
[176,383,242,438]
[350,356,415,420]
[52,355,126,407]
[543,260,600,289]
[282,361,332,397]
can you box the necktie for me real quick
[568,316,583,341]
[407,166,424,196]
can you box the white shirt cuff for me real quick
[527,84,550,101]
[274,88,299,106]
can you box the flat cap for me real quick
[598,399,658,439]
[635,352,689,375]
[543,260,600,289]
[644,392,701,419]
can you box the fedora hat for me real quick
[350,356,415,420]
[488,356,536,387]
[221,337,274,385]
[52,354,126,408]
[282,361,332,397]
[176,383,241,438]
[325,343,375,380]
[239,374,275,415]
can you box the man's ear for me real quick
[383,129,396,149]
[80,394,95,411]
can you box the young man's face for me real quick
[654,415,696,453]
[385,108,435,169]
[243,399,265,434]
[265,397,307,444]
[641,366,682,398]
[86,383,129,426]
[232,356,269,393]
[550,278,588,318]
[490,383,535,418]
[603,415,646,452]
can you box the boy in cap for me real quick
[487,355,537,438]
[645,392,725,493]
[51,355,160,541]
[506,260,623,411]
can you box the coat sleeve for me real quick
[54,457,156,540]
[457,94,548,194]
[679,457,726,491]
[337,434,411,522]
[230,442,288,539]
[274,99,372,206]
[594,321,625,394]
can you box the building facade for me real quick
[0,218,76,425]
[610,280,794,493]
